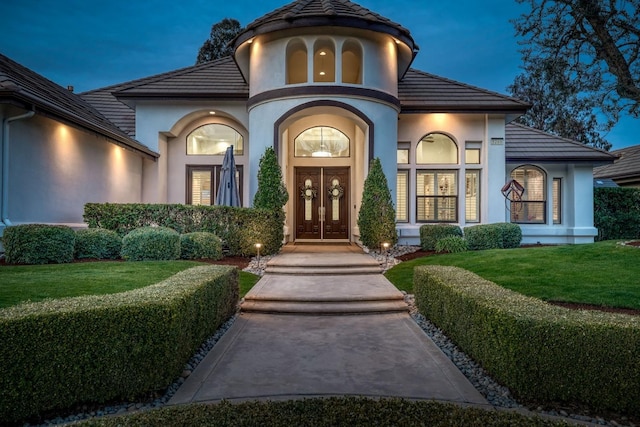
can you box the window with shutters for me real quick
[396,170,409,222]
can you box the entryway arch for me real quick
[274,102,373,243]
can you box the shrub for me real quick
[464,223,522,250]
[0,265,238,423]
[253,147,289,211]
[121,227,180,261]
[83,204,284,256]
[414,265,640,415]
[2,224,75,264]
[75,228,122,259]
[180,232,223,260]
[419,224,463,250]
[357,158,398,249]
[435,236,468,253]
[594,187,640,241]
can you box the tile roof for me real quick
[593,144,640,180]
[505,123,617,164]
[233,0,416,51]
[399,69,530,113]
[111,57,249,100]
[0,53,157,159]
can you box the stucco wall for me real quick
[2,114,143,229]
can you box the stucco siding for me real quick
[4,115,142,228]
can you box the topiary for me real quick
[435,236,468,253]
[357,158,398,249]
[120,226,180,261]
[419,224,463,251]
[253,147,289,211]
[2,224,75,264]
[180,232,223,260]
[75,228,122,259]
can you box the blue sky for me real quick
[1,0,638,149]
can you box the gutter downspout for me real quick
[2,110,35,228]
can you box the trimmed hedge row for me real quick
[121,226,181,261]
[84,203,284,256]
[180,232,223,260]
[2,224,75,264]
[0,265,239,423]
[594,187,640,241]
[414,265,640,415]
[75,228,121,259]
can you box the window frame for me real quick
[186,123,244,156]
[416,132,459,165]
[552,178,561,224]
[465,169,480,223]
[416,169,458,223]
[186,165,243,206]
[396,169,409,222]
[510,165,546,224]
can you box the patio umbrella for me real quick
[216,145,241,207]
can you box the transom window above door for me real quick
[187,124,243,155]
[294,126,350,158]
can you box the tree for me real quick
[253,147,289,211]
[513,0,640,118]
[508,57,614,150]
[357,158,398,250]
[196,18,243,64]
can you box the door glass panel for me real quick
[192,171,212,205]
[303,178,314,221]
[329,178,342,221]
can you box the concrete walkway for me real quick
[169,244,489,407]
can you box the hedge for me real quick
[419,224,463,251]
[120,226,181,261]
[2,224,75,264]
[83,203,283,256]
[74,228,122,260]
[180,232,223,260]
[464,222,522,250]
[414,265,640,415]
[594,187,640,241]
[0,265,239,424]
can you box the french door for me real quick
[295,167,349,240]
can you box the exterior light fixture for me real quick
[255,243,262,263]
[319,71,326,76]
[319,51,326,56]
[311,127,331,157]
[382,242,390,268]
[209,111,216,115]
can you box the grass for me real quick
[385,240,640,310]
[76,397,568,427]
[0,261,261,309]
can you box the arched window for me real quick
[416,133,458,164]
[187,124,243,155]
[342,40,362,84]
[510,165,546,224]
[294,126,349,157]
[286,39,307,84]
[313,39,335,82]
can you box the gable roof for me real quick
[399,69,530,114]
[233,0,416,52]
[0,53,157,159]
[593,144,640,180]
[505,122,617,164]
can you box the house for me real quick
[1,0,616,247]
[594,145,640,188]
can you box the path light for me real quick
[382,242,390,268]
[255,243,262,263]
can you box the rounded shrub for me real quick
[121,226,180,261]
[497,223,522,248]
[180,232,223,260]
[419,224,463,250]
[2,224,75,264]
[75,228,122,259]
[435,236,468,253]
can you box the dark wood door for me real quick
[295,167,349,240]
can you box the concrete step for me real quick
[241,299,409,314]
[241,273,408,315]
[264,265,381,275]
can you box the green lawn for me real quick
[385,241,640,310]
[0,261,261,308]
